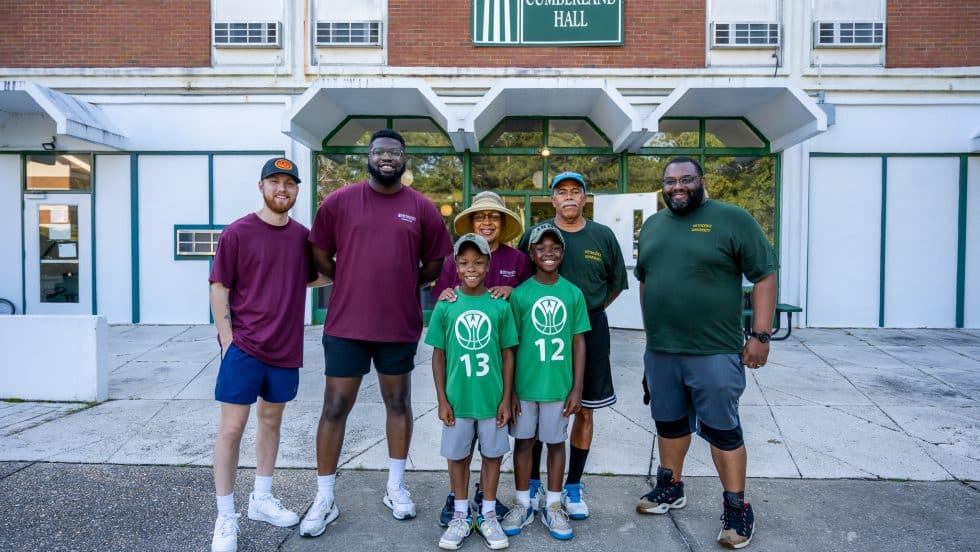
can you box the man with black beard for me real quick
[633,156,777,550]
[302,129,452,536]
[208,157,328,552]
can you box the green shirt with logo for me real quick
[425,291,519,419]
[509,277,591,402]
[519,219,628,312]
[634,200,777,355]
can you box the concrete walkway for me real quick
[0,326,978,551]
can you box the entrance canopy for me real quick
[464,79,643,152]
[0,81,126,150]
[283,78,461,150]
[639,84,827,152]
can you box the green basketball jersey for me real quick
[424,291,519,419]
[509,276,591,402]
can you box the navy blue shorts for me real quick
[322,335,417,377]
[643,351,745,432]
[214,343,299,404]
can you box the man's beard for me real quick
[263,193,295,214]
[368,161,407,187]
[665,183,705,216]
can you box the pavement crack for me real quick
[0,461,36,482]
[751,370,803,478]
[667,510,696,552]
[610,405,655,436]
[339,404,439,470]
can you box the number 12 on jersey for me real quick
[534,338,565,362]
[460,353,490,377]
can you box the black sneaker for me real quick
[717,501,755,549]
[438,493,455,528]
[472,483,511,519]
[636,466,687,515]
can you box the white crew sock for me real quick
[515,489,530,508]
[546,490,561,508]
[316,473,336,504]
[482,499,496,516]
[253,475,273,498]
[387,457,407,489]
[216,493,235,516]
[454,499,469,514]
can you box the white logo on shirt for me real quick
[499,269,516,278]
[454,310,492,350]
[397,213,417,223]
[531,296,567,335]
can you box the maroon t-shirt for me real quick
[209,213,314,368]
[431,244,533,298]
[309,181,452,342]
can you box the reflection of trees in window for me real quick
[548,154,620,192]
[704,156,775,242]
[316,154,368,202]
[472,155,541,192]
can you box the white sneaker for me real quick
[211,513,240,552]
[299,495,340,537]
[247,492,300,527]
[383,484,418,520]
[438,512,472,550]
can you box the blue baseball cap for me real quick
[550,171,587,192]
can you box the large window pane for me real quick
[483,119,544,148]
[407,154,463,225]
[471,154,541,192]
[326,118,386,146]
[626,155,668,210]
[316,154,369,202]
[705,120,765,148]
[26,154,92,191]
[547,154,620,192]
[394,118,451,147]
[704,156,776,242]
[38,204,79,303]
[548,119,608,148]
[643,119,699,148]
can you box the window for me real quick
[316,21,382,46]
[175,228,223,259]
[712,23,780,48]
[26,154,92,191]
[814,22,885,47]
[213,22,281,47]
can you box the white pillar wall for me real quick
[965,157,980,328]
[0,155,22,313]
[94,154,132,324]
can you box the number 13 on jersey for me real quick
[460,353,490,376]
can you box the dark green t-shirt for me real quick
[424,291,519,419]
[518,219,628,312]
[634,200,777,354]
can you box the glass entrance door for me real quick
[23,194,92,314]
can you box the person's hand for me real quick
[496,398,511,428]
[511,392,522,419]
[437,287,459,303]
[439,401,455,426]
[641,374,650,405]
[742,337,770,369]
[488,286,514,300]
[563,388,582,417]
[218,332,233,360]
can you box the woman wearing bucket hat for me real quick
[432,191,533,303]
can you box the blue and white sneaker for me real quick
[541,502,573,540]
[561,483,589,519]
[529,479,543,510]
[500,502,534,536]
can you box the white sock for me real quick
[482,499,496,516]
[546,490,561,507]
[454,499,469,514]
[316,473,336,504]
[216,493,235,516]
[253,475,273,497]
[387,457,407,489]
[515,489,530,508]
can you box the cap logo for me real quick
[274,159,293,170]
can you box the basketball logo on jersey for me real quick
[454,310,492,350]
[531,296,567,336]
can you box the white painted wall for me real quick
[138,156,211,323]
[807,157,882,327]
[963,157,980,327]
[807,105,980,154]
[0,315,108,402]
[95,154,132,324]
[883,157,959,327]
[0,155,22,314]
[213,155,268,225]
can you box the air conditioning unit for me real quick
[712,22,780,48]
[212,22,282,48]
[315,21,382,46]
[813,21,885,48]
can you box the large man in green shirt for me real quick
[518,171,628,520]
[634,156,777,550]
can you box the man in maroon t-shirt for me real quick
[301,129,452,536]
[207,157,328,552]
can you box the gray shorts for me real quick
[441,418,510,461]
[508,400,568,444]
[643,351,745,432]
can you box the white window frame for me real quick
[711,22,780,48]
[212,21,282,48]
[315,21,382,47]
[813,21,885,48]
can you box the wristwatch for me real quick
[747,330,771,344]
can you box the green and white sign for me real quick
[472,0,623,46]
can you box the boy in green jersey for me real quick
[426,233,518,551]
[501,223,590,541]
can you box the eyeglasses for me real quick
[472,212,503,223]
[369,147,405,159]
[663,175,699,187]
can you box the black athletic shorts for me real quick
[322,335,417,377]
[581,309,616,409]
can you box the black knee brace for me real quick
[699,422,744,451]
[655,415,692,439]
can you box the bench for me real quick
[742,288,802,341]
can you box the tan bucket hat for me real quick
[453,191,524,243]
